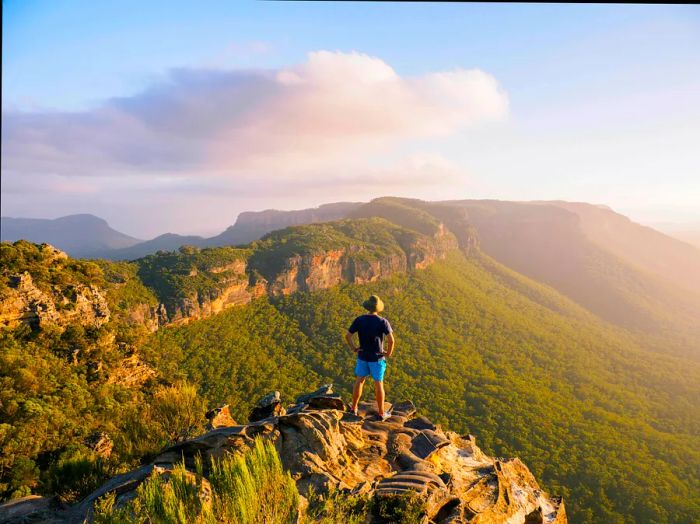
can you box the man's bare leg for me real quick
[374,380,385,416]
[351,376,366,412]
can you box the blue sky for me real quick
[2,1,699,237]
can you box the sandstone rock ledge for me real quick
[0,385,566,523]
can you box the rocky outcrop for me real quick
[205,405,237,430]
[9,385,566,523]
[164,277,252,325]
[158,258,253,325]
[0,270,110,330]
[105,354,156,388]
[123,302,160,333]
[264,226,457,298]
[266,248,409,297]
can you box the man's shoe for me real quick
[379,411,392,421]
[348,407,359,417]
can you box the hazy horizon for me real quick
[2,2,699,238]
[3,196,700,240]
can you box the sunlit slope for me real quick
[143,250,700,524]
[545,201,700,295]
[423,199,700,359]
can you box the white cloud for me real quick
[1,50,506,235]
[2,50,507,179]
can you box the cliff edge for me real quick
[0,385,566,523]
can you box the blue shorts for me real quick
[355,357,387,382]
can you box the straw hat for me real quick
[362,295,384,313]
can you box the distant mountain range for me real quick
[2,202,362,260]
[6,196,699,358]
[3,196,699,522]
[0,214,143,258]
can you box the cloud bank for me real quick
[1,51,508,235]
[3,51,507,177]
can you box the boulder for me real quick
[85,431,113,458]
[205,405,237,429]
[249,391,286,422]
[295,383,334,404]
[307,395,346,411]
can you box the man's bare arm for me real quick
[385,332,395,357]
[344,331,359,353]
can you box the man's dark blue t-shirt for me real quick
[348,314,393,362]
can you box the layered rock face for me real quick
[265,247,408,297]
[3,209,466,329]
[163,276,252,325]
[0,271,110,330]
[3,386,566,523]
[264,225,458,298]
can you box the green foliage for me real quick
[150,382,207,443]
[135,246,250,312]
[145,251,700,523]
[349,197,442,236]
[94,460,214,524]
[94,259,160,346]
[0,325,205,501]
[303,487,371,524]
[247,218,409,280]
[0,241,168,501]
[0,240,105,295]
[44,445,114,503]
[209,438,298,523]
[141,299,320,421]
[94,438,298,524]
[371,492,428,523]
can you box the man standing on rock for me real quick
[344,294,395,421]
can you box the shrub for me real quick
[209,437,298,524]
[371,492,428,523]
[303,486,371,524]
[151,382,206,443]
[44,446,113,503]
[94,438,298,524]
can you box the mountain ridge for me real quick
[1,214,143,258]
[2,202,699,522]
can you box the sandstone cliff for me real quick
[2,201,476,330]
[260,223,457,298]
[145,218,459,322]
[0,245,110,330]
[0,385,567,523]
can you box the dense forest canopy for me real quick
[2,199,699,523]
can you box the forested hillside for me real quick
[2,200,700,523]
[141,251,700,523]
[434,199,700,360]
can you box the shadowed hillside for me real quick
[1,215,142,258]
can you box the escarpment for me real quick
[138,217,461,322]
[259,224,457,298]
[1,385,566,523]
[2,206,475,330]
[0,271,110,329]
